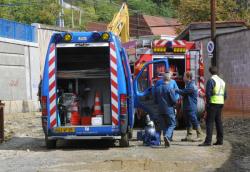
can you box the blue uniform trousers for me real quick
[184,110,200,129]
[165,112,176,140]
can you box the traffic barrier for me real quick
[81,116,91,125]
[70,111,80,125]
[93,91,103,116]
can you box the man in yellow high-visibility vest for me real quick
[199,66,227,146]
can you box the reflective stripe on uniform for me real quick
[210,75,225,104]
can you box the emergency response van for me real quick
[41,32,135,148]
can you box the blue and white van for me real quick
[41,32,135,148]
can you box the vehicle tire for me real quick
[45,137,56,149]
[128,129,133,139]
[119,133,129,147]
[105,140,116,147]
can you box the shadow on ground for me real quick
[0,136,117,152]
[214,118,250,172]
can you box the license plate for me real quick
[54,127,75,133]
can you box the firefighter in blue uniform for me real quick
[155,72,179,147]
[176,71,203,142]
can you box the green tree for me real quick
[0,0,60,25]
[95,2,119,22]
[127,0,175,17]
[175,0,250,25]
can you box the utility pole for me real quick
[71,0,74,28]
[79,10,82,26]
[58,0,64,28]
[211,0,216,66]
[93,0,97,13]
[136,11,139,38]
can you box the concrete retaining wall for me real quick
[0,37,40,113]
[0,24,74,114]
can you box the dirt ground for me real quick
[215,118,250,172]
[0,112,249,172]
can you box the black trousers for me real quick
[205,104,224,144]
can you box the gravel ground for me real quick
[0,113,249,172]
[215,118,250,172]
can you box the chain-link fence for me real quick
[0,18,36,42]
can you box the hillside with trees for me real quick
[0,0,249,30]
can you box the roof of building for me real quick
[85,15,181,37]
[176,21,248,40]
[142,15,181,36]
[85,22,107,32]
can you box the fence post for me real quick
[0,100,5,143]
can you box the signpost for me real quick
[210,0,216,66]
[207,41,214,59]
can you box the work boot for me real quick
[198,142,211,146]
[164,137,170,148]
[192,126,203,142]
[181,128,193,142]
[213,141,223,145]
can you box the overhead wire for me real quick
[0,0,48,7]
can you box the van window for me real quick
[138,65,151,92]
[57,47,109,71]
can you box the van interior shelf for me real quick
[57,69,110,79]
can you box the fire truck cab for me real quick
[134,39,205,127]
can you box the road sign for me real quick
[208,53,213,59]
[207,41,214,54]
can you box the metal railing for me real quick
[0,18,37,42]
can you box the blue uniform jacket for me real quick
[155,80,179,114]
[176,80,198,111]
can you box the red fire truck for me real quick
[134,39,205,127]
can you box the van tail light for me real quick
[120,94,127,125]
[41,96,47,116]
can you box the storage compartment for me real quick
[56,46,111,126]
[152,57,185,89]
[168,58,185,89]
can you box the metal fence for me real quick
[0,18,36,42]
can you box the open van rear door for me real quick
[133,60,169,118]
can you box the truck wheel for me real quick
[119,133,129,147]
[45,137,56,149]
